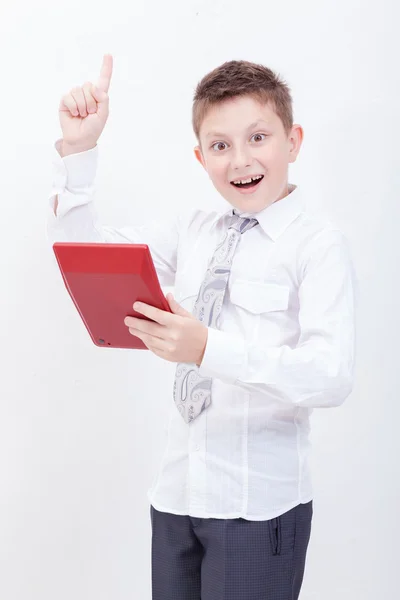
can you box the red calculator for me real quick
[53,242,171,349]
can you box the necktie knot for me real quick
[229,213,259,234]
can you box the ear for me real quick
[194,145,207,170]
[288,124,304,164]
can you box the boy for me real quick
[48,55,356,599]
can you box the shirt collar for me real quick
[220,184,304,242]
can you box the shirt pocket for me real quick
[230,280,290,314]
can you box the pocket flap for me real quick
[230,280,290,314]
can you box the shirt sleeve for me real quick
[198,228,358,408]
[47,140,181,287]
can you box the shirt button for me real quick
[194,445,200,452]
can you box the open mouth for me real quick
[230,175,264,190]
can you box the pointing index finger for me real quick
[97,54,113,93]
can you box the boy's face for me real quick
[195,96,303,214]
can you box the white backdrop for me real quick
[1,1,398,598]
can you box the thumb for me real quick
[167,293,193,318]
[91,84,109,121]
[91,84,108,104]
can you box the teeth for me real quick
[233,175,263,185]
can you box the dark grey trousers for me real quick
[150,500,313,600]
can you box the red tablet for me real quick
[52,242,172,349]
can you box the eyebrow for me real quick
[205,120,270,139]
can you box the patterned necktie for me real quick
[173,212,259,423]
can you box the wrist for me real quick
[195,327,208,367]
[61,140,96,157]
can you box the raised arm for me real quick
[48,55,180,287]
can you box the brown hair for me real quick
[192,60,293,140]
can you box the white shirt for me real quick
[48,141,357,521]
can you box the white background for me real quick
[1,0,399,598]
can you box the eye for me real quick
[211,141,228,152]
[250,133,267,143]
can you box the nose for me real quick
[231,146,252,171]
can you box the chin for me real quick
[231,196,267,214]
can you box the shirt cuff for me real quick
[198,327,247,384]
[49,139,99,218]
[54,138,98,189]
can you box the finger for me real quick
[82,82,97,114]
[167,293,193,318]
[97,54,113,93]
[59,93,79,117]
[70,87,87,117]
[91,84,108,104]
[130,330,151,350]
[128,329,170,353]
[133,302,172,326]
[124,316,165,339]
[149,347,171,361]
